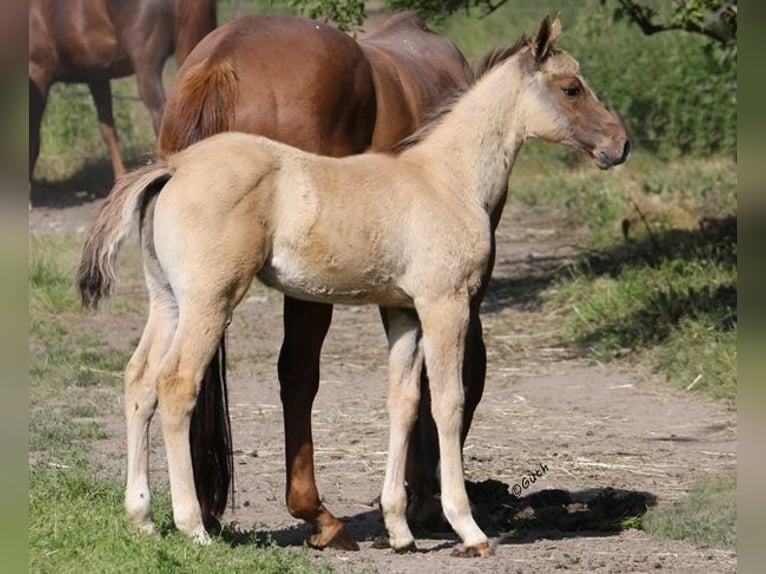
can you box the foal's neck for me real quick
[402,58,527,213]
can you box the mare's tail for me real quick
[76,162,172,308]
[77,159,234,531]
[158,56,239,156]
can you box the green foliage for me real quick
[613,0,737,48]
[641,471,736,549]
[563,5,736,158]
[286,0,366,30]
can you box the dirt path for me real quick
[30,192,737,573]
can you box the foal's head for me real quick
[516,15,629,169]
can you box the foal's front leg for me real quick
[380,308,424,551]
[417,297,490,556]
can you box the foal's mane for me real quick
[391,35,532,155]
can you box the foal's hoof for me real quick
[451,541,492,558]
[370,536,417,553]
[393,541,418,554]
[308,523,360,551]
[133,521,156,535]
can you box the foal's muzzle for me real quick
[595,136,630,170]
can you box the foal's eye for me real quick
[562,85,581,97]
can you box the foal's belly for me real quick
[256,256,413,308]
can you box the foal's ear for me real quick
[533,13,562,62]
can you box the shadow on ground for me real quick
[483,214,737,351]
[215,479,657,550]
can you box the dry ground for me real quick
[30,186,737,573]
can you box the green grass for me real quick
[641,472,736,550]
[30,457,329,573]
[509,151,737,406]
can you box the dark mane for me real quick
[391,36,532,155]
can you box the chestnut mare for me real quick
[77,15,629,555]
[28,0,217,182]
[157,12,475,550]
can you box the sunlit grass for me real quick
[641,472,736,550]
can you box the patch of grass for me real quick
[641,472,736,550]
[35,79,156,183]
[517,153,737,405]
[29,457,329,573]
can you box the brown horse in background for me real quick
[157,12,476,550]
[28,0,217,183]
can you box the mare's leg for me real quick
[380,309,423,551]
[156,300,230,544]
[278,297,357,550]
[132,57,166,134]
[417,296,489,555]
[124,288,178,532]
[29,78,49,184]
[87,79,125,180]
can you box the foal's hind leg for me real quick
[278,297,358,550]
[124,298,177,533]
[380,309,423,552]
[156,302,231,544]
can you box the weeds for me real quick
[641,472,736,550]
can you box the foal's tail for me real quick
[76,162,172,308]
[157,57,239,157]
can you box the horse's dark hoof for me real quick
[370,535,416,552]
[370,535,390,549]
[327,526,360,551]
[451,541,492,557]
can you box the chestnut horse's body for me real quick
[158,12,475,549]
[28,0,217,182]
[77,15,629,554]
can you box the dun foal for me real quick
[77,16,628,555]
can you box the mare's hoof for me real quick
[308,524,360,551]
[451,541,492,557]
[327,526,360,551]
